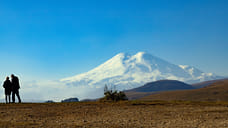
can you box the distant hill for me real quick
[45,100,55,103]
[80,99,98,102]
[141,80,228,101]
[126,80,194,92]
[61,98,79,103]
[125,80,194,100]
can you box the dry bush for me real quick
[100,85,128,102]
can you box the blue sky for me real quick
[0,0,228,81]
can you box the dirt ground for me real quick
[0,101,228,128]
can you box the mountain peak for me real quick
[179,65,189,69]
[61,52,220,90]
[133,52,148,61]
[135,51,146,56]
[114,52,126,57]
[111,52,131,61]
[113,52,154,61]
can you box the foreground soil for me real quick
[0,101,228,128]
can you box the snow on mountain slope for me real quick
[61,52,221,90]
[178,65,218,83]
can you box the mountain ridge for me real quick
[61,52,222,90]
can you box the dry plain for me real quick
[0,101,228,128]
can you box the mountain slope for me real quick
[192,78,228,88]
[61,52,221,90]
[141,80,228,101]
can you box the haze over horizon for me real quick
[1,51,225,102]
[0,0,228,82]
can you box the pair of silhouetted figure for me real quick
[3,74,21,103]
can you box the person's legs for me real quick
[5,95,7,103]
[15,90,21,103]
[12,91,15,103]
[8,95,11,103]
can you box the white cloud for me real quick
[15,80,104,102]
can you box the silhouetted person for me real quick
[11,74,21,103]
[3,77,12,103]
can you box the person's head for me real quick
[11,74,15,78]
[6,77,9,80]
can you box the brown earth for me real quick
[192,78,228,88]
[125,91,155,100]
[0,101,228,128]
[141,80,228,102]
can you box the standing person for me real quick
[3,77,12,103]
[11,74,21,103]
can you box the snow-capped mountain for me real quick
[61,52,221,90]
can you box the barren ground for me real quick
[0,101,228,128]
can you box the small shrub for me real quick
[100,85,128,102]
